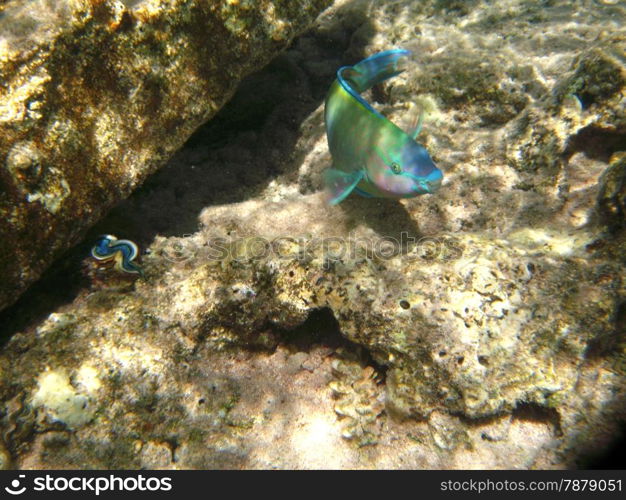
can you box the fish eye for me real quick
[390,162,402,174]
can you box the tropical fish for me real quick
[91,234,144,277]
[324,49,443,204]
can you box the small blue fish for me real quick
[324,49,443,204]
[91,235,144,277]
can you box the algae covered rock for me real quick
[1,190,623,468]
[0,0,331,312]
[598,153,626,230]
[0,0,625,469]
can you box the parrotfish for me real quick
[91,234,144,277]
[324,49,443,204]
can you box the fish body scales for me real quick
[323,49,443,204]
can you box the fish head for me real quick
[367,141,443,197]
[401,142,443,195]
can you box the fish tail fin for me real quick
[341,49,411,93]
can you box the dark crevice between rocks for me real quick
[276,307,343,351]
[584,300,626,361]
[511,402,563,437]
[563,125,626,163]
[455,411,508,430]
[275,307,388,383]
[0,2,376,346]
[87,3,375,242]
[0,241,92,349]
[596,155,626,233]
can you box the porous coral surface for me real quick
[0,0,624,469]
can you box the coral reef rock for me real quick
[0,0,625,469]
[0,0,331,311]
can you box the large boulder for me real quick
[0,0,331,311]
[1,0,624,469]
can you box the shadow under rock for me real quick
[572,390,626,470]
[0,0,376,345]
[89,0,376,244]
[339,196,422,244]
[583,426,626,469]
[0,239,92,348]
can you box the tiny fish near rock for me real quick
[324,49,443,204]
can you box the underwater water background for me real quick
[0,0,625,469]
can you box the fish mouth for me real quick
[424,176,442,193]
[403,172,442,194]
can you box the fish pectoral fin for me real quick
[324,169,364,205]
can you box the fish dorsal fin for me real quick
[408,105,424,140]
[324,168,364,205]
